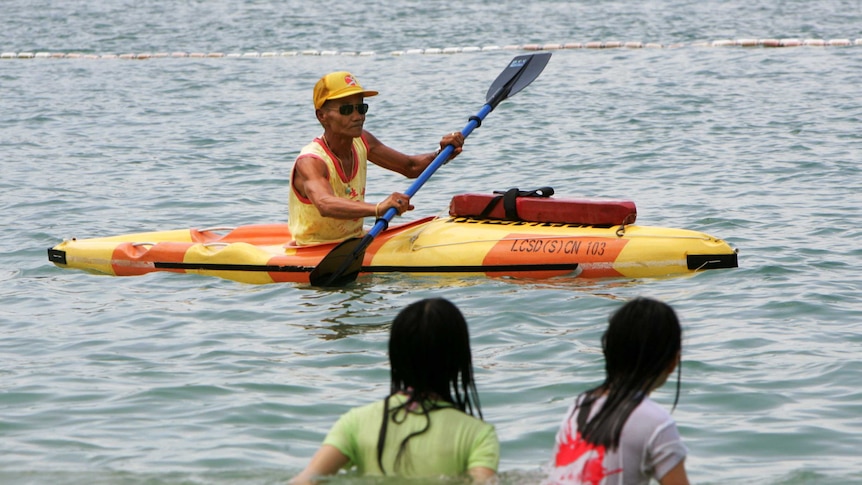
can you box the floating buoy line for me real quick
[2,39,861,60]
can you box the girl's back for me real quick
[546,394,686,485]
[324,394,498,477]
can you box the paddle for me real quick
[310,51,552,287]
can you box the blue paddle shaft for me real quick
[368,103,493,238]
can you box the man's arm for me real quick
[292,155,377,219]
[292,155,412,219]
[364,130,464,178]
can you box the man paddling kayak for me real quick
[288,71,464,246]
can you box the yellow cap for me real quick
[313,71,379,109]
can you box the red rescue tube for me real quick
[449,193,637,226]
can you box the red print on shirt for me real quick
[553,430,622,484]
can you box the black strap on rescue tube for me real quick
[478,186,555,220]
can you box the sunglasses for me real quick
[327,103,369,115]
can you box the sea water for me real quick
[2,1,861,483]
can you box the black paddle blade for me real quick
[309,237,365,287]
[485,52,552,109]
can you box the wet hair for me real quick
[575,297,682,450]
[376,297,483,474]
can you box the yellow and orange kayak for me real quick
[47,213,738,285]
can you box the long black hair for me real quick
[376,297,483,474]
[575,297,682,450]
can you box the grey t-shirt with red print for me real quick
[545,394,687,485]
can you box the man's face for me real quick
[318,93,367,138]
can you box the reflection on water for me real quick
[300,320,392,341]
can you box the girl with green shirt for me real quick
[291,298,499,484]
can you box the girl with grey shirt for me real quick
[545,297,690,485]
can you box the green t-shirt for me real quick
[323,394,499,478]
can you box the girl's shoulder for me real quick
[631,397,674,423]
[340,398,387,421]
